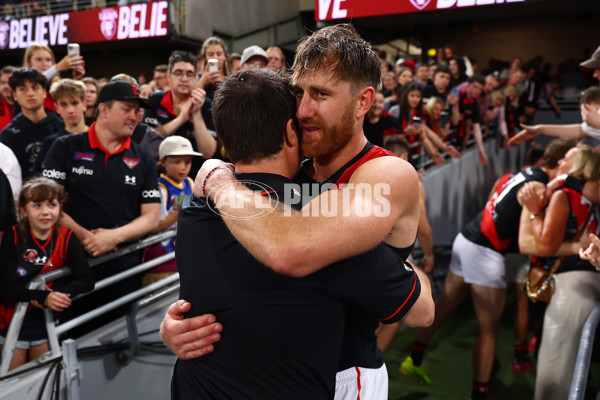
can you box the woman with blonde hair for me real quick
[24,43,85,83]
[23,43,85,112]
[519,144,600,400]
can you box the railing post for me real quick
[62,339,82,400]
[0,301,28,377]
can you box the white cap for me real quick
[159,136,203,158]
[241,45,269,66]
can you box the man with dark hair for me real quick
[0,66,16,131]
[163,23,433,400]
[0,67,64,180]
[42,81,160,291]
[172,67,427,400]
[422,64,452,101]
[448,73,488,164]
[457,73,500,124]
[152,64,169,91]
[143,50,216,177]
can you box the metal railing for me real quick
[0,229,178,378]
[568,300,600,400]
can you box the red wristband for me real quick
[202,166,230,197]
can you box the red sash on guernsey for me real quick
[332,145,397,187]
[479,172,515,251]
[0,226,72,329]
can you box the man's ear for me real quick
[356,87,375,119]
[284,119,299,148]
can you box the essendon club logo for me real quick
[123,157,139,169]
[409,0,432,10]
[131,85,139,95]
[99,8,118,40]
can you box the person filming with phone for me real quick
[143,50,217,177]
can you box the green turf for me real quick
[385,293,600,400]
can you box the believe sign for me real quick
[0,0,168,50]
[316,0,526,21]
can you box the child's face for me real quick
[55,96,86,126]
[163,155,192,183]
[21,198,60,237]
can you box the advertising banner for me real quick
[0,0,169,50]
[316,0,526,21]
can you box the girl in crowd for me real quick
[519,144,600,400]
[393,83,460,164]
[0,177,93,371]
[24,43,85,82]
[197,36,229,99]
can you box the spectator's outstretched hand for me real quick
[580,233,600,270]
[160,300,223,360]
[479,151,488,166]
[508,123,540,147]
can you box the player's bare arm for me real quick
[200,156,420,277]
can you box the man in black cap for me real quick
[42,81,160,287]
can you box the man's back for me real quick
[174,177,344,399]
[173,172,420,399]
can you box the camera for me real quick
[67,43,80,56]
[208,59,219,73]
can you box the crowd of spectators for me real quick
[1,29,600,399]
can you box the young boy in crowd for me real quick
[142,136,202,286]
[38,79,88,166]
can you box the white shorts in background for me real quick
[449,233,506,289]
[335,363,388,400]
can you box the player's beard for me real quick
[301,100,355,159]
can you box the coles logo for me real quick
[0,21,9,49]
[99,8,118,40]
[409,0,431,10]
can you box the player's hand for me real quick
[422,254,434,273]
[519,181,548,215]
[160,300,223,360]
[193,159,235,197]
